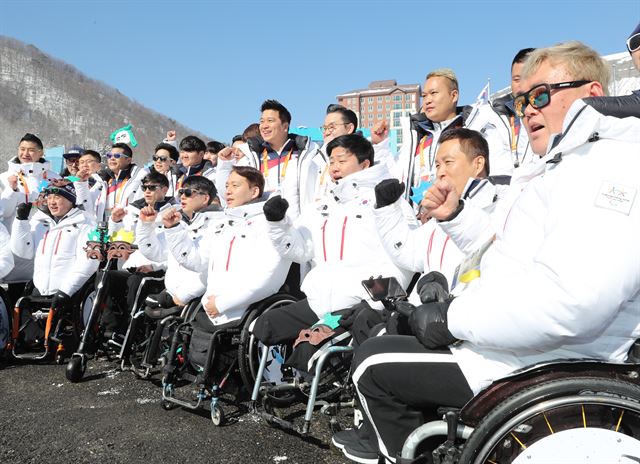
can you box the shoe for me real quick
[332,426,372,450]
[342,438,380,464]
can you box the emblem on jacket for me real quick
[595,181,636,215]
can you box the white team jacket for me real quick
[446,100,640,394]
[10,208,98,296]
[165,200,291,326]
[267,163,416,317]
[136,206,224,305]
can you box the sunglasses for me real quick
[141,184,161,192]
[106,152,130,159]
[627,32,640,53]
[513,80,591,117]
[178,188,205,198]
[153,155,170,162]
[44,187,66,195]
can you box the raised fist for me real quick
[263,195,289,222]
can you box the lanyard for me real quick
[416,134,434,170]
[16,171,30,203]
[262,148,293,184]
[108,177,129,209]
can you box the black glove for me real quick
[375,179,406,208]
[408,300,458,349]
[16,202,32,220]
[51,290,71,311]
[263,195,289,222]
[416,271,449,304]
[393,300,416,318]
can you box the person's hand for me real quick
[77,166,91,182]
[162,208,181,228]
[135,265,154,273]
[166,130,176,142]
[263,195,289,222]
[51,290,71,311]
[375,179,405,208]
[371,120,389,145]
[420,180,461,221]
[110,206,126,223]
[217,147,234,162]
[416,271,449,304]
[408,300,458,349]
[16,202,32,220]
[232,147,245,160]
[7,174,18,191]
[204,295,219,318]
[139,206,157,223]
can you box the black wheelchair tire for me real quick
[459,376,640,464]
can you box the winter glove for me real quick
[375,179,406,208]
[393,300,417,318]
[51,290,71,311]
[416,271,450,304]
[408,300,458,349]
[263,195,289,222]
[16,202,32,220]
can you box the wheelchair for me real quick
[160,292,299,426]
[0,285,14,357]
[362,276,640,464]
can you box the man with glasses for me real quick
[61,145,84,176]
[73,150,107,221]
[100,142,148,221]
[151,143,180,197]
[340,41,640,464]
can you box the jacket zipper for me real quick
[225,236,236,271]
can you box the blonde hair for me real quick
[426,68,459,91]
[521,41,611,96]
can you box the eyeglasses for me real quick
[178,188,205,198]
[513,80,591,117]
[141,184,161,192]
[320,122,350,133]
[106,152,130,159]
[153,155,170,162]
[65,158,80,164]
[627,32,640,53]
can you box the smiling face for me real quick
[46,194,73,218]
[225,171,260,207]
[78,154,100,174]
[180,149,204,168]
[328,147,370,182]
[421,76,458,122]
[17,141,42,163]
[521,61,595,155]
[435,139,486,195]
[106,147,132,172]
[142,183,168,205]
[259,109,289,149]
[322,112,354,144]
[153,148,173,173]
[180,188,210,215]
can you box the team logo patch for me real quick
[594,181,636,215]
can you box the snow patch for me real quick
[273,457,287,462]
[97,388,120,396]
[135,398,156,404]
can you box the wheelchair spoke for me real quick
[543,412,554,434]
[509,431,527,450]
[582,404,586,428]
[616,409,625,433]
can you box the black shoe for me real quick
[331,426,370,450]
[342,438,380,464]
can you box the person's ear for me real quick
[587,81,605,97]
[451,88,459,104]
[473,155,486,177]
[361,159,371,169]
[251,186,260,200]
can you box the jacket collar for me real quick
[130,196,177,211]
[180,159,213,177]
[330,163,390,203]
[224,198,266,221]
[32,207,87,227]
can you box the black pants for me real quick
[352,335,473,462]
[251,298,319,346]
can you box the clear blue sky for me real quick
[1,0,638,143]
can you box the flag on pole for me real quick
[475,81,491,105]
[110,124,138,147]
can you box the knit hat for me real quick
[45,181,77,205]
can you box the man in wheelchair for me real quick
[9,180,98,354]
[335,42,640,463]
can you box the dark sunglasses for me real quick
[513,80,591,117]
[44,187,64,195]
[141,184,161,192]
[178,188,205,198]
[153,155,170,162]
[627,32,640,53]
[106,152,130,159]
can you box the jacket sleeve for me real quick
[0,222,14,280]
[74,180,92,215]
[164,223,210,273]
[448,167,640,351]
[215,159,236,208]
[372,198,427,273]
[266,215,314,264]
[135,221,169,263]
[58,226,100,296]
[10,217,35,260]
[437,202,496,255]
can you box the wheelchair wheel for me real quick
[0,286,10,352]
[210,402,225,426]
[459,377,640,464]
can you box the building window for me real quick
[377,96,382,102]
[394,103,402,109]
[377,104,382,110]
[393,118,401,127]
[405,103,412,109]
[368,97,374,102]
[386,104,390,110]
[368,105,373,111]
[385,96,390,102]
[393,95,403,101]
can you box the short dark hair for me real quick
[112,142,133,157]
[512,48,536,67]
[326,134,374,166]
[231,135,244,144]
[326,104,358,131]
[182,176,217,204]
[179,135,206,153]
[82,150,101,162]
[206,141,226,154]
[142,170,169,188]
[20,133,43,150]
[439,128,490,176]
[242,123,260,142]
[231,166,265,198]
[155,142,179,161]
[260,99,291,125]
